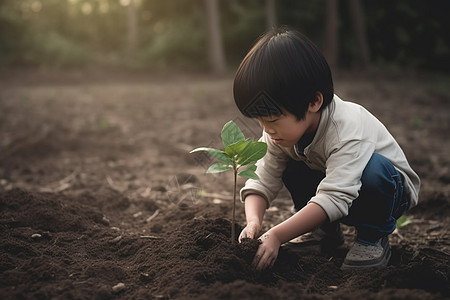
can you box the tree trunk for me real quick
[266,0,277,30]
[204,0,226,75]
[231,169,237,245]
[324,0,339,70]
[348,0,370,69]
[126,0,138,62]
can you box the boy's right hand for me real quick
[238,222,261,242]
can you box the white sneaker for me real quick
[341,236,391,270]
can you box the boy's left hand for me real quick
[252,230,281,271]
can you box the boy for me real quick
[233,28,420,271]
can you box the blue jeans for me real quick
[282,153,410,243]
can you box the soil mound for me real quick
[1,189,108,232]
[1,188,449,299]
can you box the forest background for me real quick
[0,0,449,74]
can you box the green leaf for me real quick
[225,140,247,157]
[238,164,259,179]
[225,137,257,157]
[396,216,412,229]
[237,142,267,165]
[190,147,233,164]
[206,163,232,173]
[221,121,245,148]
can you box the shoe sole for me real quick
[341,245,391,270]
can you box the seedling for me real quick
[190,121,267,244]
[396,215,412,229]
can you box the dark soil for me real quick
[0,69,449,299]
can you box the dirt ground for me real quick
[0,69,449,299]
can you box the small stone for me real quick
[109,235,122,243]
[112,282,125,293]
[328,285,338,290]
[133,211,143,218]
[101,216,110,226]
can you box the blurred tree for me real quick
[137,0,207,69]
[365,0,449,71]
[204,0,226,74]
[348,0,370,69]
[0,0,447,71]
[0,2,29,66]
[220,0,266,65]
[126,0,138,62]
[266,0,277,30]
[324,0,339,70]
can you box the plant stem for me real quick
[231,168,237,245]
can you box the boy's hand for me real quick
[238,222,261,242]
[252,231,281,271]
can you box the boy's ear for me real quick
[309,92,323,113]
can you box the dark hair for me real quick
[233,27,334,120]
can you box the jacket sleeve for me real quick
[308,139,376,222]
[240,132,290,208]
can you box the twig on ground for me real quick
[198,192,233,200]
[39,171,77,193]
[140,235,162,239]
[106,176,126,192]
[393,228,405,241]
[146,209,160,223]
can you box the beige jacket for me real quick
[240,95,420,222]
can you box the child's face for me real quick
[257,107,320,147]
